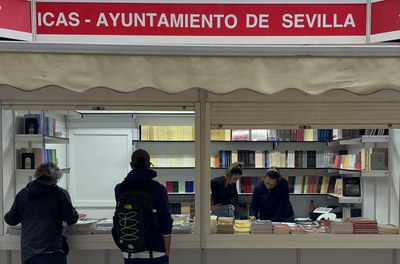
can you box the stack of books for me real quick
[250,220,273,234]
[66,219,97,235]
[377,224,399,234]
[172,224,193,234]
[273,223,291,234]
[324,219,353,234]
[233,220,251,233]
[347,217,378,234]
[216,217,234,234]
[290,225,308,234]
[94,219,113,234]
[210,215,218,234]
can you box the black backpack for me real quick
[112,180,159,255]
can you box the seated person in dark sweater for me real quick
[211,162,243,218]
[249,167,294,222]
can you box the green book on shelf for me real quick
[178,181,185,193]
[173,181,179,193]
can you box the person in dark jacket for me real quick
[249,167,294,222]
[4,162,79,264]
[211,162,243,218]
[114,149,173,264]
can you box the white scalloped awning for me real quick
[0,43,400,95]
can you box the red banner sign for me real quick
[0,0,31,40]
[36,2,366,37]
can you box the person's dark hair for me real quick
[34,162,63,185]
[130,149,151,169]
[264,166,282,181]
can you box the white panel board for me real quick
[68,129,132,206]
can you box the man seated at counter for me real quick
[249,167,295,222]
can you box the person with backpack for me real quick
[4,162,79,264]
[113,149,173,264]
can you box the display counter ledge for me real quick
[206,234,400,249]
[0,234,200,250]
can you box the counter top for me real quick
[1,233,400,250]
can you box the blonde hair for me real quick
[34,162,63,185]
[223,162,243,186]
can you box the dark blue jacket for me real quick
[249,178,294,222]
[114,168,172,253]
[4,180,78,264]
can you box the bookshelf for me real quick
[211,129,390,219]
[132,117,196,217]
[14,110,70,185]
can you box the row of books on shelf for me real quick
[140,125,195,141]
[19,114,59,137]
[239,175,360,197]
[17,148,58,169]
[215,129,377,142]
[288,176,360,196]
[138,126,387,142]
[212,150,335,169]
[332,148,388,171]
[151,155,195,167]
[166,180,194,193]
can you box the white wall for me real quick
[390,130,400,226]
[2,110,15,235]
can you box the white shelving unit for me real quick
[13,111,70,188]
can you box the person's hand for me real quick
[248,216,256,220]
[211,204,221,212]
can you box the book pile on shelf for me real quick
[21,114,58,136]
[332,129,361,140]
[377,224,399,234]
[17,148,58,169]
[360,148,388,170]
[66,219,98,235]
[347,217,378,234]
[342,207,362,219]
[151,155,195,167]
[273,223,291,234]
[287,175,341,195]
[212,149,335,169]
[250,220,273,234]
[240,176,262,194]
[212,129,334,142]
[166,180,194,193]
[140,125,194,141]
[22,114,43,134]
[289,224,308,234]
[231,129,251,141]
[93,219,113,234]
[172,224,193,234]
[323,219,354,234]
[332,148,388,171]
[210,215,218,234]
[342,177,361,197]
[43,116,57,136]
[172,214,193,234]
[211,129,231,141]
[216,217,234,234]
[233,220,251,233]
[363,129,389,136]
